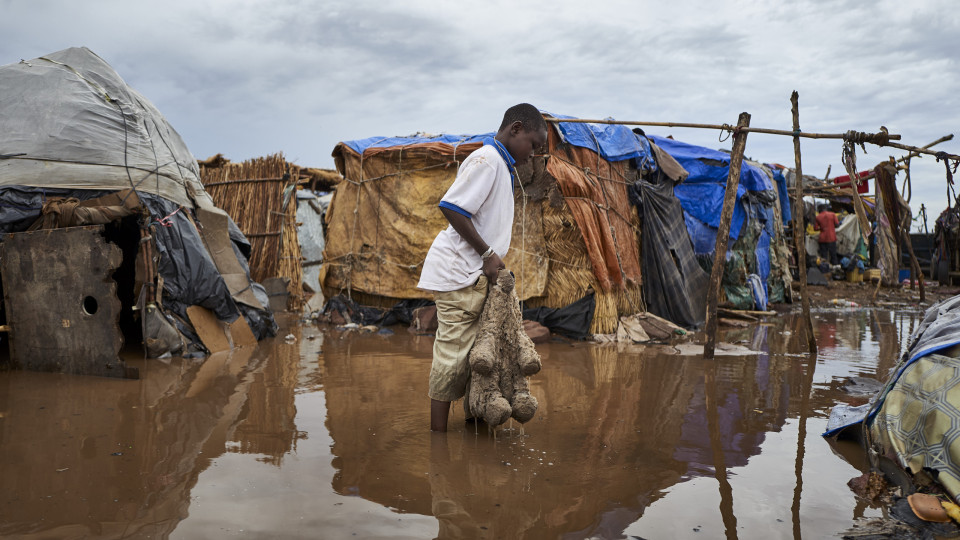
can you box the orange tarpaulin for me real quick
[544,129,642,291]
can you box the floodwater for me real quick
[0,306,926,539]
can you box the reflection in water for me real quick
[0,308,924,538]
[320,318,816,538]
[0,323,302,539]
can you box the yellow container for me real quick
[864,269,881,282]
[846,269,863,283]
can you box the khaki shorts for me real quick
[428,275,488,402]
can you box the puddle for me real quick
[0,308,919,538]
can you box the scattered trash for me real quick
[848,471,888,502]
[111,452,123,456]
[842,377,883,397]
[55,468,69,472]
[943,500,960,523]
[831,298,860,308]
[284,334,296,343]
[907,493,950,522]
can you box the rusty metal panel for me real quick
[1,226,136,378]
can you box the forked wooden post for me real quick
[791,92,818,354]
[703,112,750,360]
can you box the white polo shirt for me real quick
[417,143,515,292]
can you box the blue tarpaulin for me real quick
[342,133,490,155]
[647,136,773,192]
[674,182,748,239]
[648,135,774,242]
[769,166,792,225]
[340,113,654,165]
[551,114,654,163]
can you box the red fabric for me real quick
[815,211,840,243]
[833,170,870,194]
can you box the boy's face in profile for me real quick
[504,122,547,166]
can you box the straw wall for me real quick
[520,182,645,335]
[199,153,303,310]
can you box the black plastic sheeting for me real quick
[522,292,596,341]
[322,292,595,340]
[0,186,110,232]
[324,295,434,327]
[628,166,710,329]
[0,186,277,347]
[145,196,239,322]
[144,195,277,341]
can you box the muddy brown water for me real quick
[0,307,926,539]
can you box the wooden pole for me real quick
[901,134,954,159]
[704,112,750,360]
[841,149,873,245]
[884,140,960,161]
[903,230,926,301]
[792,346,818,538]
[790,92,818,354]
[544,117,901,142]
[797,135,953,195]
[705,361,738,537]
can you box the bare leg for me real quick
[431,399,450,432]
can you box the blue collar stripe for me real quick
[483,137,517,188]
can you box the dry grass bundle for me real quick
[199,153,303,310]
[522,199,644,335]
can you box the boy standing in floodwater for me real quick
[417,103,548,432]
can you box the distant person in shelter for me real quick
[417,103,548,432]
[814,203,840,265]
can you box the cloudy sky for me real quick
[2,0,957,232]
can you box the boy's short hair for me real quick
[499,103,547,133]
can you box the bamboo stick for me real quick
[791,92,818,355]
[704,112,750,360]
[544,117,901,142]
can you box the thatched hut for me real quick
[322,115,688,334]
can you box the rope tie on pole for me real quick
[842,126,890,152]
[718,124,733,143]
[936,151,959,185]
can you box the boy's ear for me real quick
[509,120,524,135]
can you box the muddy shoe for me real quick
[889,496,959,537]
